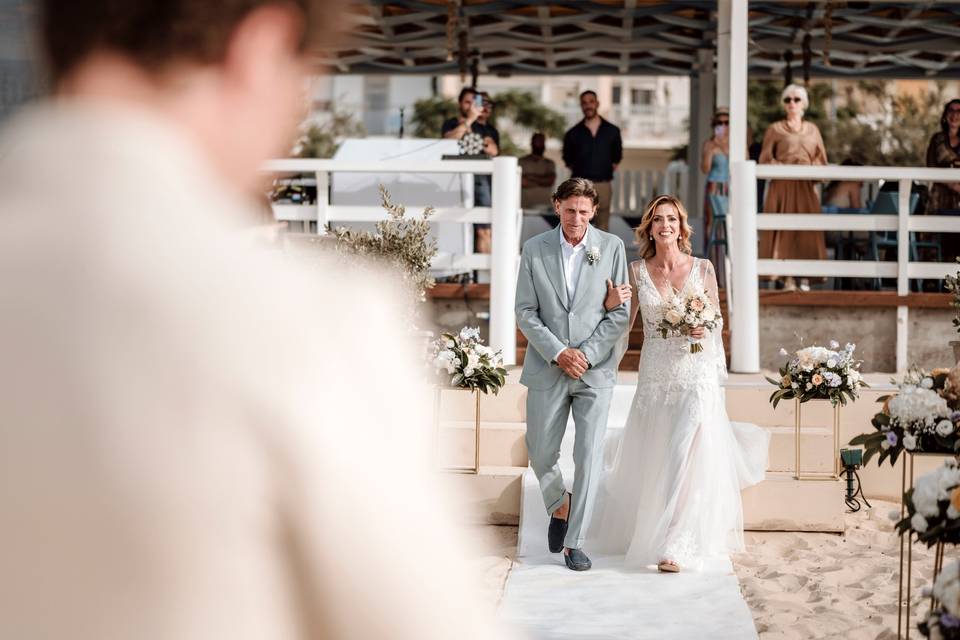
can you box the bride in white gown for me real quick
[589,194,769,572]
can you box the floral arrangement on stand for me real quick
[430,327,507,395]
[656,290,720,353]
[766,339,867,408]
[850,366,960,466]
[922,561,960,639]
[895,458,960,543]
[893,459,960,639]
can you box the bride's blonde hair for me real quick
[633,195,694,259]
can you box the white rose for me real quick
[829,340,840,349]
[827,359,837,368]
[684,313,696,325]
[664,309,683,325]
[779,347,789,356]
[701,308,716,322]
[912,513,929,532]
[922,377,934,389]
[903,434,917,451]
[938,420,955,437]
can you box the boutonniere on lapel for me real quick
[586,246,601,265]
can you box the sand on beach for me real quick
[471,500,939,640]
[734,499,936,640]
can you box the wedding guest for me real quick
[926,99,960,260]
[519,132,557,219]
[759,83,828,292]
[823,159,863,210]
[701,108,729,243]
[442,87,499,256]
[562,90,622,231]
[0,3,515,640]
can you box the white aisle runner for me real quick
[498,384,759,640]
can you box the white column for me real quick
[687,49,714,227]
[716,0,731,110]
[896,179,911,373]
[315,170,330,235]
[491,156,520,366]
[729,0,759,373]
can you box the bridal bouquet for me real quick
[430,327,507,394]
[851,366,960,466]
[894,458,960,544]
[766,340,867,408]
[656,290,719,353]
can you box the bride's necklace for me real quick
[650,257,689,294]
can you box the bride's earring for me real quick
[649,235,653,241]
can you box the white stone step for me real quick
[444,465,525,526]
[437,420,528,468]
[742,472,845,532]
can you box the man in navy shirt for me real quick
[562,90,622,231]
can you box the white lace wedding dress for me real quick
[590,257,769,570]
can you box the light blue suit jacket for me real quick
[515,225,630,391]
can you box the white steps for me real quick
[439,377,856,532]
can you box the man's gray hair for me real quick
[552,178,599,207]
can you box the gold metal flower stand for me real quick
[433,386,481,474]
[897,452,953,639]
[793,398,841,480]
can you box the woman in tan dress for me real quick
[925,99,960,261]
[759,84,828,292]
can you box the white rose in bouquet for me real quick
[664,308,684,325]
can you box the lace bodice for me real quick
[628,257,727,397]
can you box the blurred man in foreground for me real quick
[0,2,514,639]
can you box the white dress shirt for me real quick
[554,226,589,362]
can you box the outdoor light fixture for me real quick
[840,448,870,512]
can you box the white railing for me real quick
[731,162,960,373]
[262,157,522,365]
[611,163,688,214]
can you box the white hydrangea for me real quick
[921,377,934,389]
[888,386,950,426]
[911,462,960,518]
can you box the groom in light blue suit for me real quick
[515,177,629,571]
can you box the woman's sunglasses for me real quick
[715,119,729,125]
[783,97,803,104]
